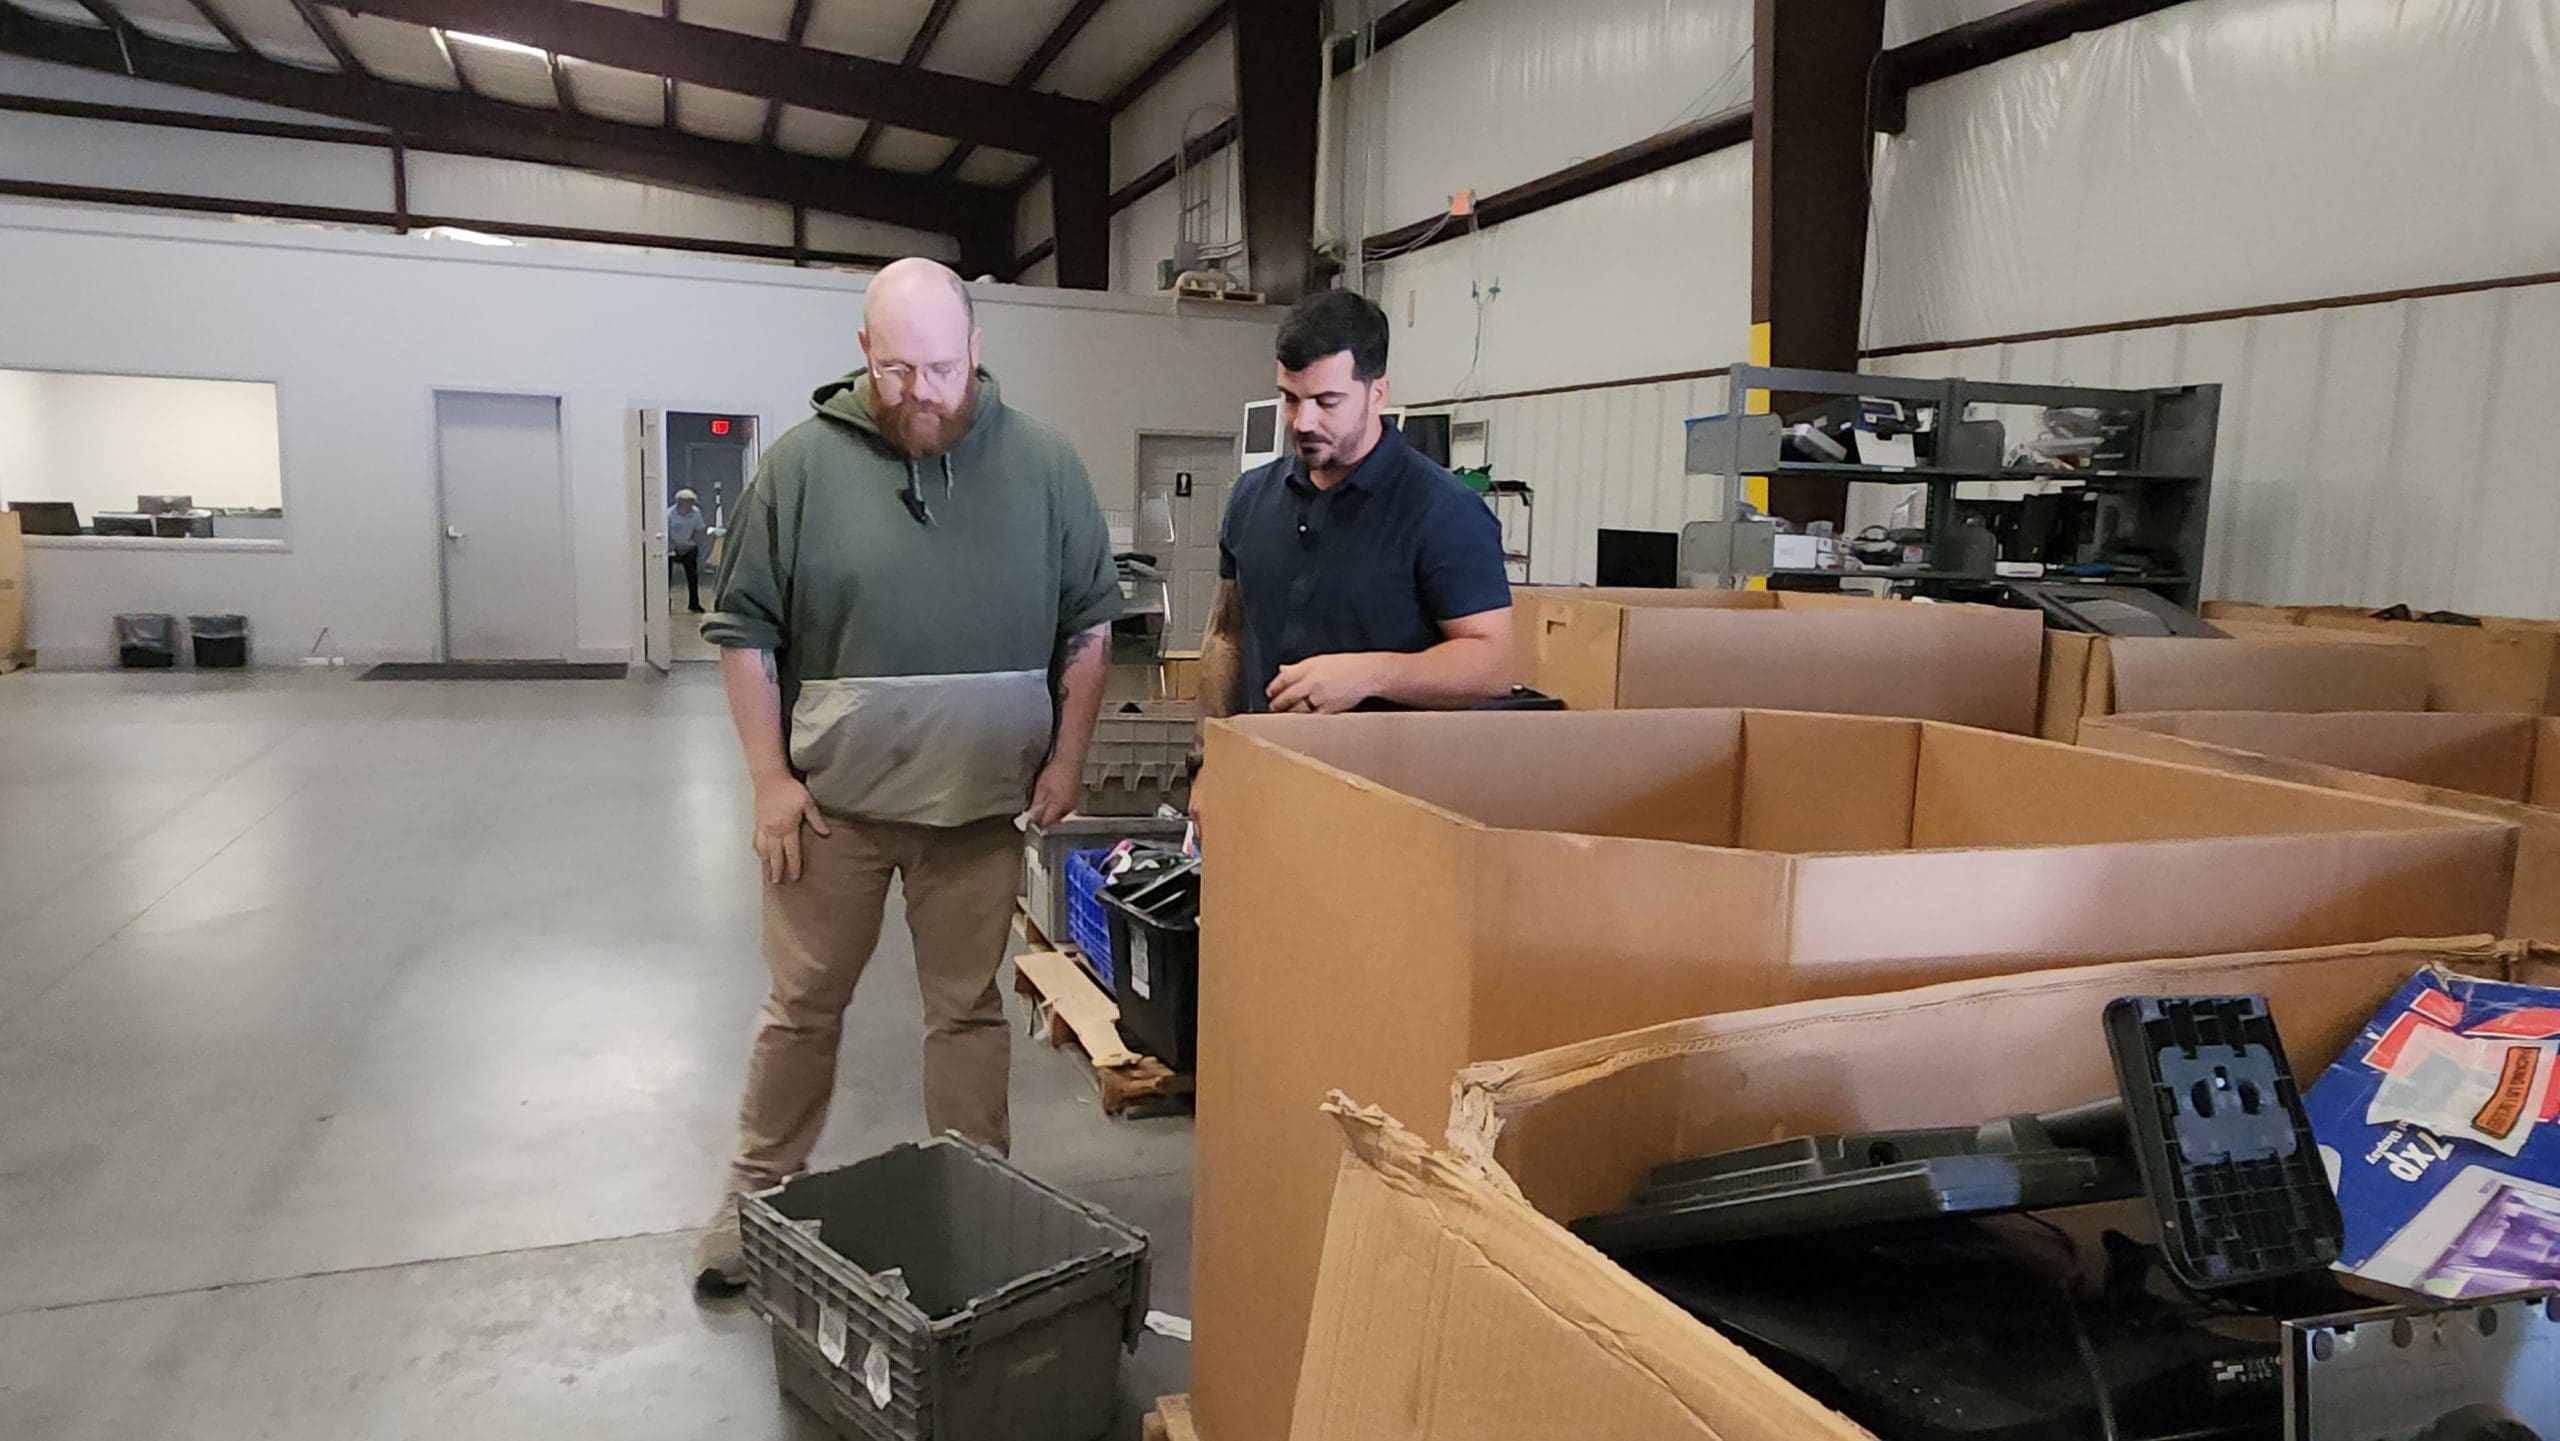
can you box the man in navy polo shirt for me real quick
[1198,289,1513,733]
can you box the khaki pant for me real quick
[728,814,1019,1193]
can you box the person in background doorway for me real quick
[690,257,1122,1294]
[667,488,707,613]
[1192,290,1513,811]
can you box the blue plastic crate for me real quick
[1064,848,1116,988]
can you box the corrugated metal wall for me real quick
[1336,0,2560,616]
[1866,279,2560,617]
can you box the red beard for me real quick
[878,377,978,459]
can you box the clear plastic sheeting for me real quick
[406,154,795,246]
[1867,279,2560,621]
[0,108,395,212]
[804,211,958,266]
[1112,22,1236,192]
[0,53,379,128]
[1335,0,1750,236]
[1866,0,2560,351]
[1375,145,1750,403]
[1883,0,2019,48]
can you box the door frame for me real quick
[631,400,772,669]
[1132,427,1241,656]
[429,387,576,663]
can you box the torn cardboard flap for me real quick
[1295,1097,1866,1441]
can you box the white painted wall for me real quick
[0,369,286,516]
[0,201,1280,667]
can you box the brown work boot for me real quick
[691,1191,748,1296]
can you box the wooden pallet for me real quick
[1141,1394,1198,1441]
[1010,946,1193,1117]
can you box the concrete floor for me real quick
[670,581,719,665]
[0,668,1194,1439]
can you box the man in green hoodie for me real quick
[691,258,1122,1293]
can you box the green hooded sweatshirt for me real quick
[703,368,1121,827]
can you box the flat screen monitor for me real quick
[7,500,81,536]
[1597,528,1682,588]
[1239,398,1284,472]
[1401,412,1453,468]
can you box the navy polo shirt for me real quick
[1217,421,1512,713]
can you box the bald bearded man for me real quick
[692,258,1122,1293]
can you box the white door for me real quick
[1136,433,1238,653]
[634,408,671,672]
[436,391,571,662]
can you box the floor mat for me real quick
[359,662,629,681]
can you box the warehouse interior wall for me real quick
[0,202,1280,667]
[1322,0,1754,583]
[1316,0,2560,609]
[0,55,959,263]
[1863,0,2560,617]
[1010,20,1242,295]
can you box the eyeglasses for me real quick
[870,359,970,389]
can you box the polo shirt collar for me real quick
[1284,418,1405,495]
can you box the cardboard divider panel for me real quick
[1734,711,1918,853]
[1515,588,2043,731]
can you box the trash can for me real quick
[189,614,249,669]
[740,1135,1150,1441]
[115,613,178,669]
[1102,860,1202,1072]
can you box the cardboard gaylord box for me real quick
[2035,626,2430,741]
[1512,587,2045,731]
[1190,709,2518,1441]
[2206,601,2560,715]
[1291,937,2560,1441]
[2081,710,2560,941]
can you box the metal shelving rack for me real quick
[1683,364,2220,610]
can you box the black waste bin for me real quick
[116,613,178,669]
[190,614,249,669]
[1101,861,1201,1072]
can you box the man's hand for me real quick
[752,776,831,885]
[1028,755,1082,828]
[1266,652,1386,714]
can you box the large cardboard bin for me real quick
[1515,587,2044,731]
[2206,602,2560,714]
[2083,709,2560,940]
[2036,628,2429,741]
[1191,709,2517,1441]
[0,511,27,672]
[1291,936,2560,1441]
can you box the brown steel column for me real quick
[1751,0,1884,527]
[1049,119,1112,290]
[1232,0,1319,302]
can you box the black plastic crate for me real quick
[740,1135,1150,1441]
[189,614,248,669]
[1102,865,1200,1072]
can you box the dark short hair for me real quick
[1275,289,1389,381]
